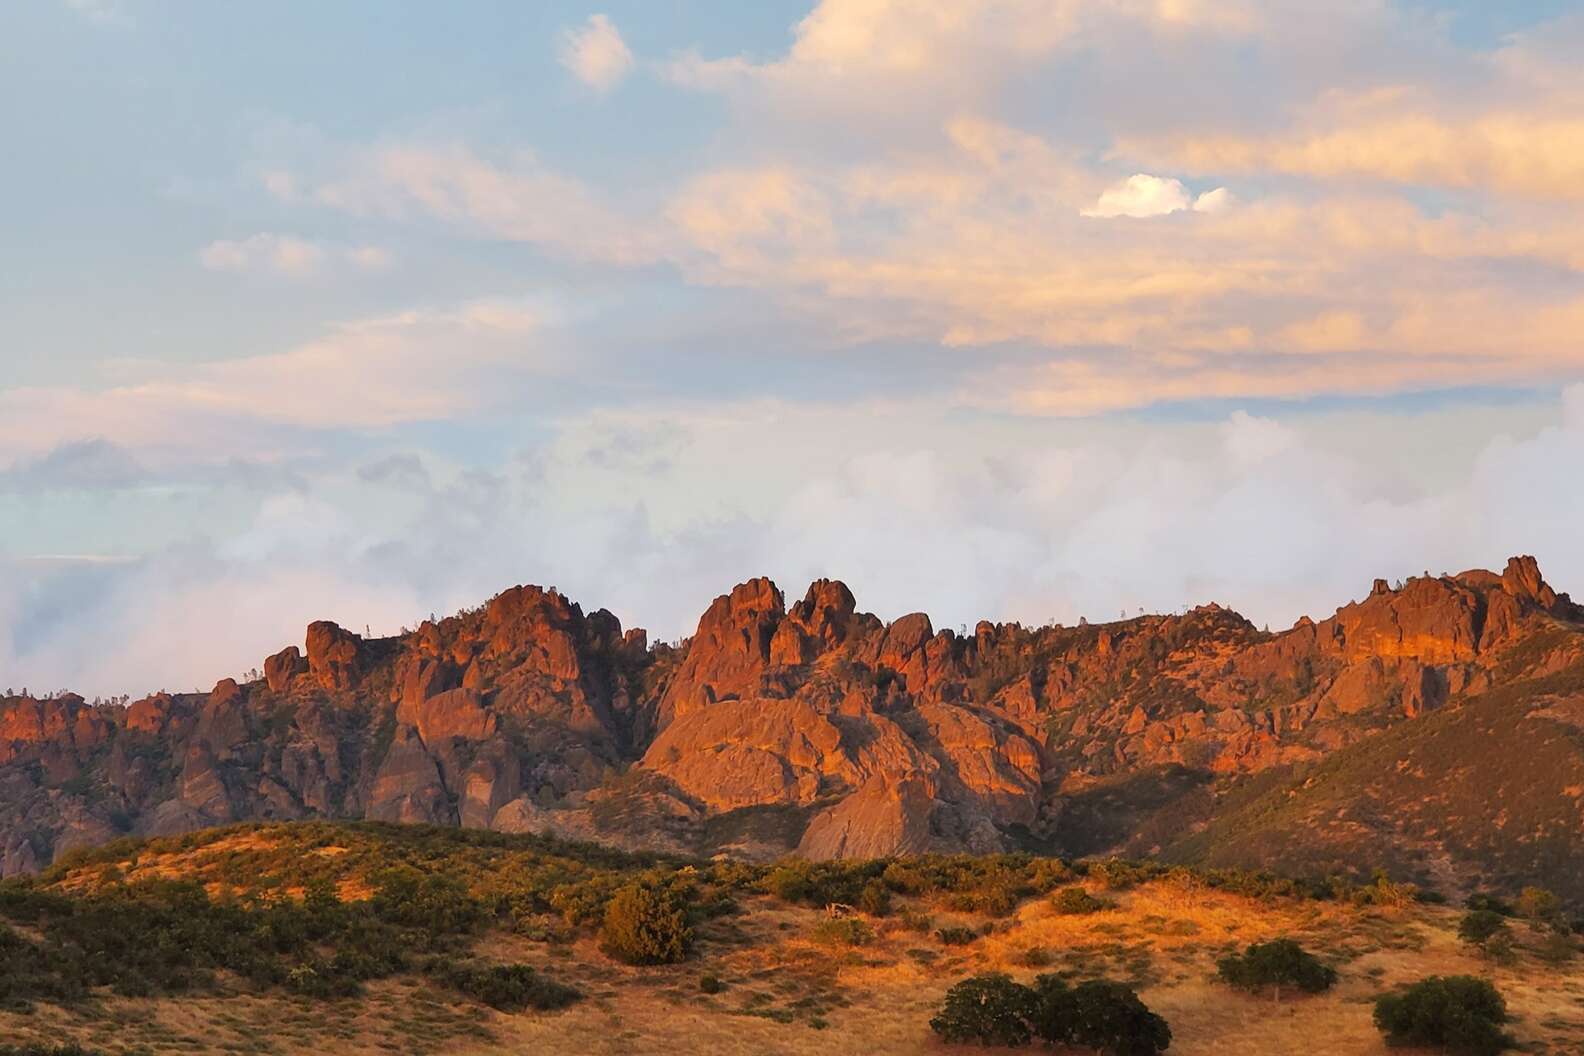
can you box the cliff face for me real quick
[4,556,1582,890]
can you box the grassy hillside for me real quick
[3,821,1584,1054]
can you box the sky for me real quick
[4,0,1584,698]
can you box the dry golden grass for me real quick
[6,877,1584,1055]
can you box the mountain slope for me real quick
[3,556,1582,897]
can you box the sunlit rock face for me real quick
[3,556,1583,889]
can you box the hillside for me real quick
[2,822,1583,1055]
[4,556,1583,900]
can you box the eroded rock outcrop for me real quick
[3,555,1582,876]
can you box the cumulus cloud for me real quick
[558,14,634,93]
[1082,174,1194,218]
[198,234,390,277]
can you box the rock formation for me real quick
[3,556,1582,893]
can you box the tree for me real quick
[1515,886,1562,927]
[1216,939,1337,1001]
[1373,976,1509,1055]
[598,884,692,966]
[1458,909,1511,950]
[1032,976,1172,1055]
[929,973,1038,1047]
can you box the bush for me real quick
[811,917,874,947]
[599,884,693,966]
[1516,886,1562,926]
[1052,887,1111,915]
[929,973,1038,1047]
[699,973,724,994]
[937,926,979,946]
[858,879,892,917]
[1022,946,1053,968]
[429,960,580,1012]
[1458,910,1511,948]
[1216,939,1337,998]
[928,973,1171,1054]
[1031,976,1172,1056]
[1464,892,1513,916]
[1373,976,1509,1056]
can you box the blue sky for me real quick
[4,0,1584,696]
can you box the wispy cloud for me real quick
[198,233,390,277]
[558,14,634,93]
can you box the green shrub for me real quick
[1216,939,1337,998]
[937,926,979,946]
[699,973,724,994]
[858,879,892,917]
[1464,892,1513,916]
[1458,910,1511,950]
[429,960,580,1012]
[811,917,874,947]
[1031,976,1172,1056]
[1373,976,1509,1056]
[929,973,1038,1047]
[1052,887,1111,915]
[598,884,693,965]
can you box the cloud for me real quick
[0,298,553,464]
[1082,174,1194,218]
[306,144,658,264]
[558,14,634,93]
[7,389,1584,699]
[198,234,390,277]
[0,439,146,493]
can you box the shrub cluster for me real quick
[0,868,570,1012]
[1051,887,1112,915]
[930,973,1171,1055]
[1373,976,1510,1055]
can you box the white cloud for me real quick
[1192,186,1235,212]
[1081,174,1193,218]
[198,234,390,277]
[558,14,634,93]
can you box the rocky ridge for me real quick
[4,557,1583,894]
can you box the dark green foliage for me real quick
[1458,910,1511,947]
[1052,886,1111,915]
[427,960,581,1012]
[1465,892,1513,916]
[1031,976,1172,1056]
[928,973,1038,1047]
[598,883,693,965]
[1373,976,1510,1055]
[936,925,979,946]
[762,858,886,907]
[1215,939,1337,997]
[699,973,724,994]
[929,973,1171,1054]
